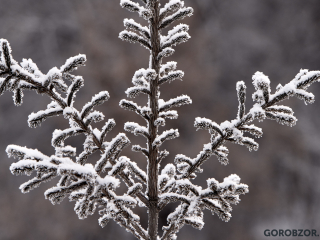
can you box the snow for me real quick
[296,70,320,86]
[239,136,259,151]
[160,0,184,17]
[175,179,202,195]
[124,18,142,29]
[10,155,58,177]
[56,145,76,157]
[174,154,193,165]
[159,70,184,85]
[293,69,308,82]
[95,133,130,173]
[124,122,148,137]
[86,111,105,123]
[159,7,194,29]
[143,68,157,81]
[125,86,150,98]
[6,145,49,161]
[295,88,315,104]
[91,91,110,106]
[273,81,295,98]
[239,124,263,138]
[47,101,59,109]
[12,63,44,84]
[80,91,109,119]
[153,129,179,147]
[225,174,241,185]
[220,120,233,132]
[161,31,190,49]
[120,0,141,12]
[104,161,113,170]
[127,183,143,195]
[194,117,222,135]
[161,178,176,193]
[161,163,176,177]
[93,128,102,140]
[160,192,191,204]
[10,159,36,176]
[20,58,43,77]
[58,159,119,188]
[123,18,150,39]
[83,135,96,153]
[119,99,140,112]
[52,127,84,147]
[184,216,204,230]
[249,103,266,121]
[276,83,283,92]
[158,47,176,61]
[236,80,246,92]
[159,110,178,119]
[63,107,75,119]
[155,117,165,126]
[133,68,145,80]
[266,70,320,106]
[100,119,116,142]
[60,54,86,73]
[140,106,151,115]
[159,95,192,112]
[46,67,61,80]
[108,159,126,176]
[266,111,297,127]
[124,157,147,183]
[176,163,189,174]
[115,195,138,207]
[266,105,293,114]
[160,61,177,76]
[96,175,120,189]
[166,24,189,40]
[252,71,270,90]
[158,174,169,186]
[219,176,236,189]
[119,30,151,50]
[28,106,63,127]
[66,76,84,101]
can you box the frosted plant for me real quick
[0,0,319,240]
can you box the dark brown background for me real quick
[0,0,319,239]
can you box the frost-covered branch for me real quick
[119,1,194,239]
[159,95,192,112]
[119,99,151,121]
[159,174,248,240]
[124,18,151,40]
[156,69,320,239]
[8,145,145,235]
[174,70,320,181]
[119,30,151,50]
[159,5,193,30]
[2,0,319,240]
[0,38,150,239]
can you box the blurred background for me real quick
[0,0,320,239]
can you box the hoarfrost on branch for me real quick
[0,0,319,240]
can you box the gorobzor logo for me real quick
[264,229,319,237]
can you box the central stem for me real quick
[147,1,161,240]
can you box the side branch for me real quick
[178,70,320,180]
[0,48,150,208]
